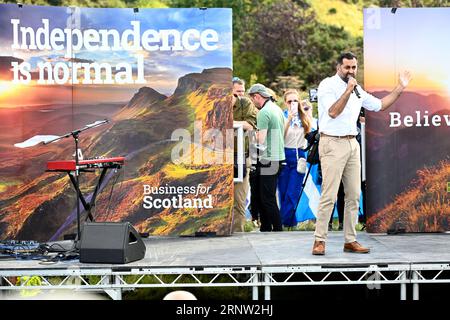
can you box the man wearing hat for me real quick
[248,83,285,232]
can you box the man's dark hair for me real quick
[337,52,357,65]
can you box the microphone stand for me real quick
[44,119,109,243]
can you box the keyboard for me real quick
[46,157,125,171]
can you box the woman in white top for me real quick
[277,89,313,228]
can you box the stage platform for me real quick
[1,231,449,300]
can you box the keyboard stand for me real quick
[42,119,111,242]
[51,162,123,223]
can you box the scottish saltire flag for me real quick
[295,117,322,222]
[295,163,322,222]
[295,163,364,222]
[245,192,251,219]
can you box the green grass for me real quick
[310,0,364,38]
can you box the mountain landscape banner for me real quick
[364,8,450,233]
[0,4,233,241]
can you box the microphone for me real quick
[347,76,361,99]
[353,85,361,99]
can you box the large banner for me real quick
[0,4,233,241]
[364,8,450,233]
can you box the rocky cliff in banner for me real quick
[0,68,233,241]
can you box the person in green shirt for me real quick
[248,83,285,232]
[232,77,258,232]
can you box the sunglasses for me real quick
[287,100,298,104]
[232,76,241,82]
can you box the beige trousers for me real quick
[232,159,250,232]
[314,136,361,243]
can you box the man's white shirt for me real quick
[318,74,381,136]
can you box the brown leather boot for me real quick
[343,241,370,253]
[312,241,325,255]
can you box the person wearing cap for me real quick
[248,83,285,232]
[312,52,412,255]
[231,77,258,232]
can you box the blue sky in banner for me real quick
[0,5,232,103]
[77,8,232,95]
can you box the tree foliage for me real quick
[240,1,314,81]
[236,0,360,89]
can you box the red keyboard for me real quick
[47,157,125,171]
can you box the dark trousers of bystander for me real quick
[257,160,282,232]
[249,168,260,222]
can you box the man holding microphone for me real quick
[312,52,412,255]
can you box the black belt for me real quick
[321,133,356,139]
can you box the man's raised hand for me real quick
[399,70,412,88]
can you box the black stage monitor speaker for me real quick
[79,222,146,264]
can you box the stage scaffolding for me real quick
[1,232,449,300]
[1,263,449,300]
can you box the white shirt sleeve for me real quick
[361,89,382,112]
